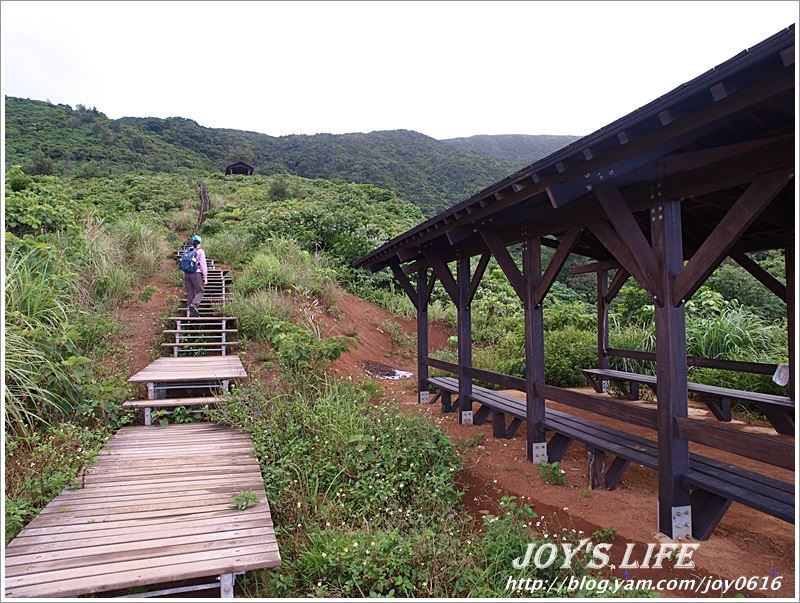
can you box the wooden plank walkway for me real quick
[128,356,247,383]
[5,423,280,598]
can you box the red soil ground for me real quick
[118,262,795,598]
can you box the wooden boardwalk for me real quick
[6,214,281,597]
[5,424,279,597]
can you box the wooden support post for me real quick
[787,240,795,398]
[523,237,547,463]
[596,270,609,392]
[417,269,430,403]
[220,573,234,598]
[547,433,573,462]
[457,257,473,425]
[652,200,691,539]
[588,447,607,489]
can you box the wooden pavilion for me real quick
[225,161,254,175]
[354,26,796,540]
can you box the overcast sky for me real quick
[2,1,796,139]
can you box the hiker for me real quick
[180,234,208,317]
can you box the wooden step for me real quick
[163,329,238,334]
[166,316,237,321]
[122,397,222,409]
[161,341,240,347]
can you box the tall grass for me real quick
[236,238,339,308]
[203,230,255,267]
[112,215,171,277]
[4,245,81,434]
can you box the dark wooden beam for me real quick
[480,230,525,299]
[423,252,458,302]
[653,199,690,538]
[674,418,794,470]
[605,268,630,303]
[570,260,620,275]
[417,268,429,400]
[536,383,657,430]
[598,270,610,373]
[588,220,659,299]
[606,348,778,375]
[402,259,426,277]
[594,182,661,301]
[423,270,436,308]
[673,170,793,305]
[389,263,418,309]
[730,251,787,302]
[523,238,547,463]
[534,228,582,306]
[397,247,419,262]
[457,257,473,425]
[787,240,795,398]
[391,138,794,272]
[447,224,476,246]
[467,253,490,304]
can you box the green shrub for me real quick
[236,238,338,307]
[5,422,109,543]
[538,462,567,485]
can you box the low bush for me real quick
[5,422,110,543]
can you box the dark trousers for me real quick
[184,271,204,310]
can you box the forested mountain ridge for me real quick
[442,133,579,165]
[6,96,574,214]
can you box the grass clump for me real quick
[538,462,567,486]
[236,238,339,308]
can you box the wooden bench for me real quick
[582,368,794,435]
[428,376,794,539]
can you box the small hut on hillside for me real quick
[225,161,254,176]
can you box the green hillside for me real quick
[442,133,579,166]
[6,96,526,214]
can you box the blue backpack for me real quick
[180,247,199,273]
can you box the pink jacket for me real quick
[196,247,208,279]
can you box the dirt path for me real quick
[316,295,795,598]
[108,255,183,380]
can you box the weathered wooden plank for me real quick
[4,545,280,595]
[5,421,279,596]
[6,519,270,554]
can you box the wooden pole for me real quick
[786,240,795,397]
[596,270,610,391]
[652,200,691,538]
[523,237,547,463]
[417,268,430,402]
[457,256,473,424]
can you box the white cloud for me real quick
[2,0,796,138]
